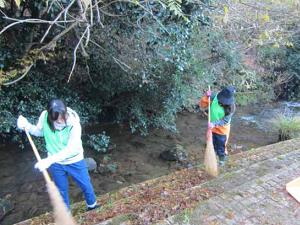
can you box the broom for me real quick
[24,129,77,225]
[204,86,219,177]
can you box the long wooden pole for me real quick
[24,129,51,182]
[204,86,219,177]
[208,86,211,125]
[24,129,77,225]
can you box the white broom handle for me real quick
[24,129,52,183]
[208,85,211,124]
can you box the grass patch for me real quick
[270,114,300,141]
[173,208,193,224]
[277,155,285,160]
[109,214,137,225]
[222,172,236,179]
[256,179,264,185]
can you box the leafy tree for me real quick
[0,0,213,141]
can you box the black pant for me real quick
[212,133,227,158]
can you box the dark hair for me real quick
[220,103,236,116]
[47,99,67,131]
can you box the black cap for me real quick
[47,99,66,114]
[217,86,236,105]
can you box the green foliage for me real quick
[270,113,300,141]
[189,25,246,87]
[257,46,286,70]
[235,92,258,106]
[84,132,110,153]
[188,25,274,104]
[235,90,273,106]
[173,208,192,224]
[0,0,5,8]
[0,0,213,142]
[101,155,118,173]
[76,4,205,134]
[0,66,101,150]
[3,0,297,146]
[203,0,300,102]
[258,40,300,100]
[106,163,118,174]
[164,0,184,17]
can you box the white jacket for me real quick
[27,107,84,164]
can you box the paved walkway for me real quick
[159,145,300,225]
[15,139,300,225]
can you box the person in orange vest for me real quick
[199,86,236,166]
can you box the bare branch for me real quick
[88,38,131,72]
[239,0,299,15]
[85,61,96,87]
[88,38,106,50]
[2,16,79,24]
[90,0,94,26]
[67,25,90,83]
[0,20,24,35]
[80,41,89,57]
[64,0,76,22]
[76,28,89,57]
[41,0,76,43]
[97,7,125,17]
[47,0,61,13]
[3,64,34,86]
[0,17,79,35]
[113,56,131,71]
[85,25,90,47]
[0,9,7,17]
[77,0,84,14]
[98,0,168,33]
[41,22,78,51]
[94,0,104,27]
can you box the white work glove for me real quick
[17,115,30,130]
[34,157,55,172]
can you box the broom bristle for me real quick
[204,130,218,177]
[47,181,77,225]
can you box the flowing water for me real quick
[0,102,298,225]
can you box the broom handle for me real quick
[24,129,52,183]
[208,85,211,124]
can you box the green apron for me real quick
[43,112,72,156]
[210,94,225,122]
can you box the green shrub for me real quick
[84,133,111,153]
[0,67,102,151]
[258,42,300,100]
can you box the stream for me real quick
[0,102,299,225]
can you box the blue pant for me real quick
[212,133,227,158]
[49,160,97,209]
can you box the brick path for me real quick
[159,145,300,225]
[15,139,300,225]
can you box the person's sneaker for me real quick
[87,204,100,211]
[219,159,225,166]
[218,155,228,166]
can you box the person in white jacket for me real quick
[17,99,98,210]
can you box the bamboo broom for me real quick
[204,86,219,177]
[24,129,77,225]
